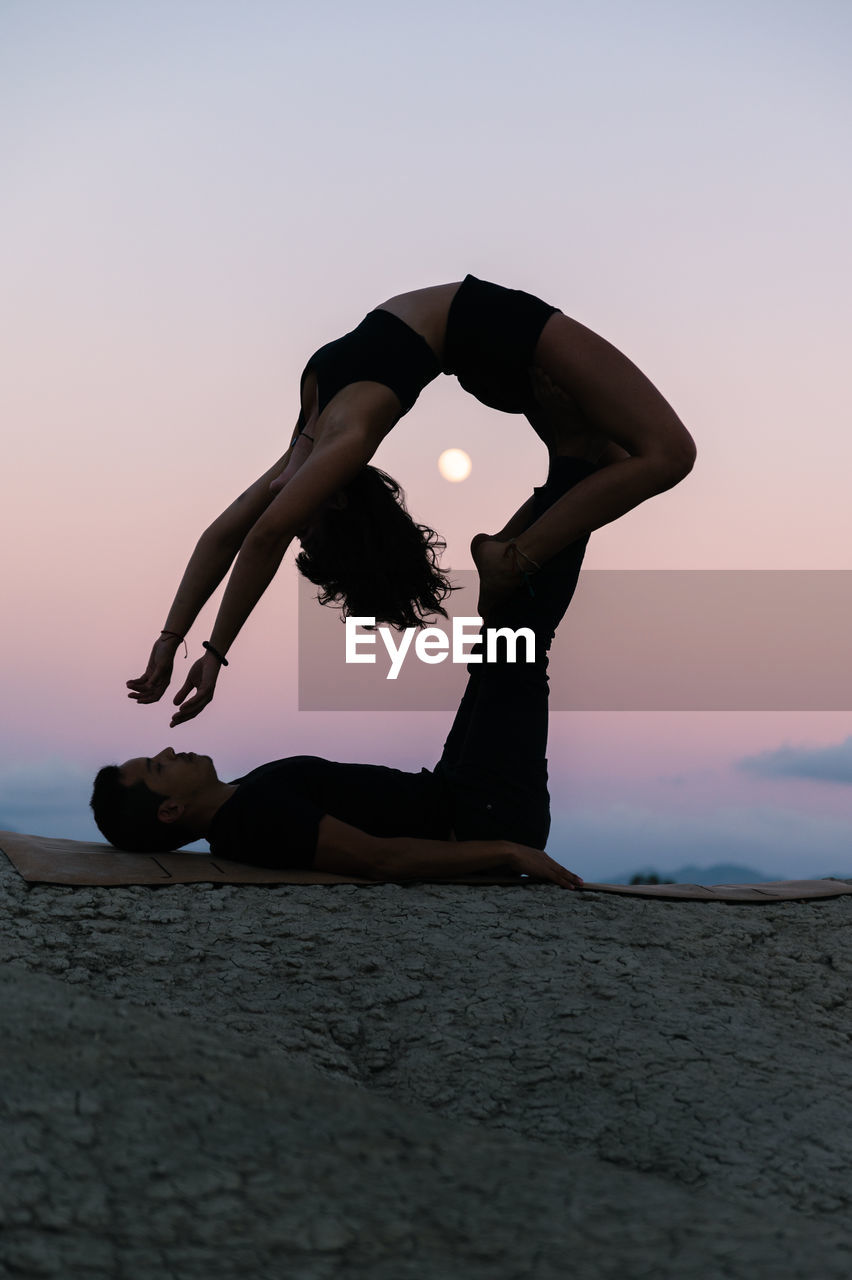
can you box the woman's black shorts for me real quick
[442,275,559,414]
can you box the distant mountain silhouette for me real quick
[609,863,777,886]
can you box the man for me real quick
[92,459,599,890]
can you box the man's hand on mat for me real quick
[127,636,179,705]
[169,652,220,726]
[510,845,584,890]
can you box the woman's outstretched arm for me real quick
[167,421,382,725]
[127,447,293,706]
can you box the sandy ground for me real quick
[1,858,851,1279]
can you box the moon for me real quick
[437,448,472,482]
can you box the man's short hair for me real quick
[90,765,194,853]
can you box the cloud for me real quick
[737,736,852,785]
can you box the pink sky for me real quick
[2,0,851,875]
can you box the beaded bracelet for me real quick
[202,640,229,667]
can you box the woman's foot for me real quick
[471,534,527,617]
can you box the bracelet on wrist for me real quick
[160,629,187,658]
[202,640,229,667]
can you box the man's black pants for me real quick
[434,457,598,849]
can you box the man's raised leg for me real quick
[435,457,598,847]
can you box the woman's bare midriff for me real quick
[376,281,463,365]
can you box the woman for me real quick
[128,275,695,725]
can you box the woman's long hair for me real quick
[295,466,455,628]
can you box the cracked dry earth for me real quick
[1,861,851,1279]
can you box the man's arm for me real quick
[313,814,584,889]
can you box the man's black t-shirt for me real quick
[207,756,453,869]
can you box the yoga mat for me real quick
[2,831,851,900]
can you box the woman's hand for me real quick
[508,844,584,889]
[126,635,183,705]
[169,650,223,727]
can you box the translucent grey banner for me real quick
[297,571,852,711]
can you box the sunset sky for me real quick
[2,0,851,879]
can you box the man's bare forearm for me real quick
[313,817,583,888]
[369,836,582,889]
[365,836,515,879]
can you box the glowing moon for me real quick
[437,448,472,482]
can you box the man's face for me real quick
[118,747,218,800]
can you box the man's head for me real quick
[90,748,222,852]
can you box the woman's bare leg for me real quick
[473,313,696,616]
